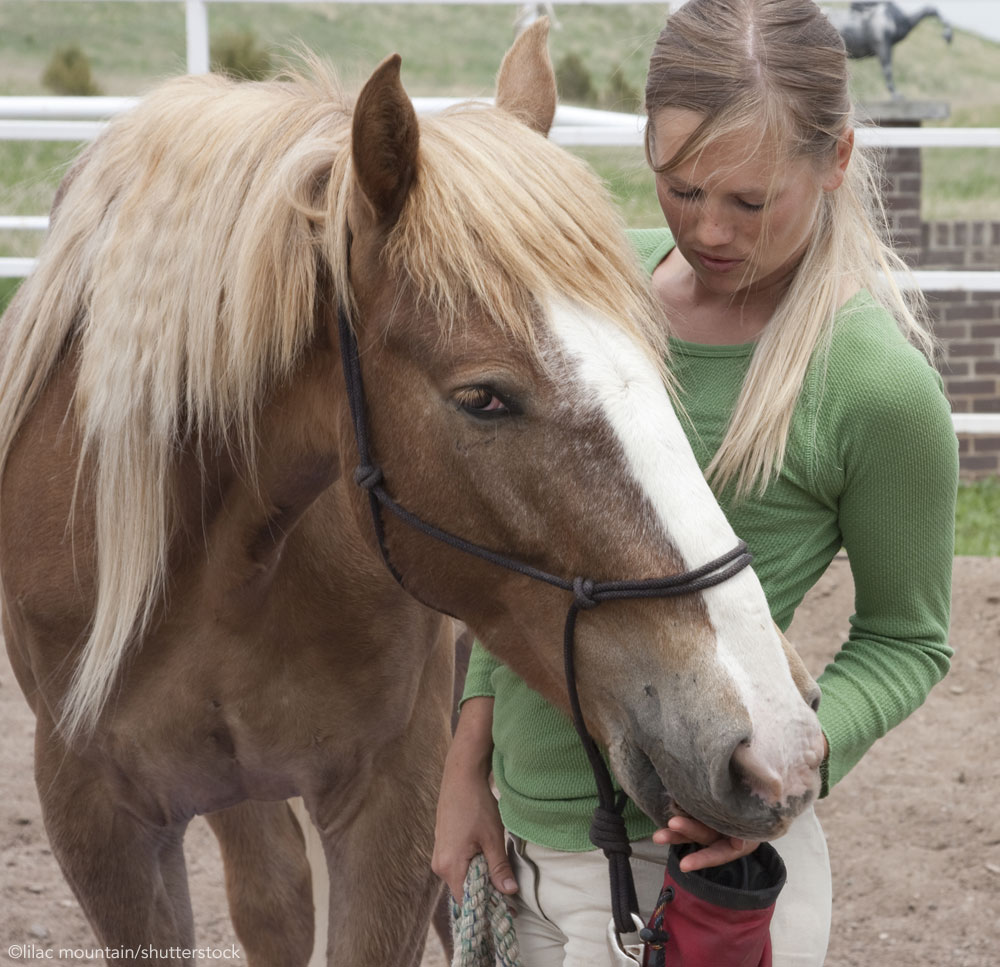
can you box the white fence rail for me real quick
[3,99,998,291]
[3,99,999,292]
[3,95,1000,148]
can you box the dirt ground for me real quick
[1,556,998,967]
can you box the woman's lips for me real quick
[695,251,743,272]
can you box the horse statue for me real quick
[514,2,560,37]
[0,21,825,967]
[826,1,954,95]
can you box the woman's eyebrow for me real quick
[662,173,699,190]
[662,170,769,196]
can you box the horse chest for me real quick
[92,615,445,820]
[97,694,305,818]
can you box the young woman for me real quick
[433,1,958,964]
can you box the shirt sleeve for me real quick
[461,639,503,705]
[814,344,958,795]
[626,227,675,275]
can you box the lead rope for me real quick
[336,304,752,940]
[450,854,521,967]
[564,596,639,928]
[560,548,755,933]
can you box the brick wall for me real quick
[881,144,1000,479]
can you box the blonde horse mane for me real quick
[0,62,666,739]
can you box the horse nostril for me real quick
[806,684,821,713]
[730,739,784,805]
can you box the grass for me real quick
[0,140,78,259]
[572,146,662,228]
[0,2,664,98]
[954,477,1000,557]
[0,3,996,259]
[0,3,994,266]
[0,276,18,311]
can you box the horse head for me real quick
[341,22,824,841]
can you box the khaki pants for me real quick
[506,806,832,967]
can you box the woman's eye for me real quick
[668,187,700,202]
[456,386,509,417]
[737,198,765,212]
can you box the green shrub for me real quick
[210,30,273,82]
[602,69,641,113]
[555,52,596,106]
[42,46,101,96]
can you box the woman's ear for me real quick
[822,128,854,192]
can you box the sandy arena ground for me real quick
[2,556,998,967]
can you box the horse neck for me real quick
[183,330,394,626]
[895,5,940,37]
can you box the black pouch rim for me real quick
[665,841,786,912]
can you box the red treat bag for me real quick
[641,841,786,967]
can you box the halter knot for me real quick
[572,576,598,610]
[588,803,632,858]
[353,464,383,491]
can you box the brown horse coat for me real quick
[0,23,822,967]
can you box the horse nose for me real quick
[730,740,784,805]
[729,732,824,807]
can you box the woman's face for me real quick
[648,108,850,302]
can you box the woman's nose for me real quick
[692,205,736,248]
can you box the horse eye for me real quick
[455,386,510,418]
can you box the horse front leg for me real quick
[311,648,452,967]
[876,42,897,95]
[313,757,446,967]
[205,800,314,967]
[34,716,195,965]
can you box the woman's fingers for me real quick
[431,836,517,900]
[653,814,722,846]
[430,845,473,901]
[676,836,759,873]
[485,843,519,895]
[432,785,517,899]
[652,815,761,871]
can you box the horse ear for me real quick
[495,19,557,136]
[352,54,419,226]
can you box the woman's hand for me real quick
[652,815,760,873]
[431,697,518,900]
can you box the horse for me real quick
[826,1,954,95]
[0,22,825,967]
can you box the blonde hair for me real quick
[644,0,932,497]
[0,64,664,739]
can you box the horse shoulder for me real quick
[190,345,345,626]
[882,3,913,42]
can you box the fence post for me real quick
[185,0,210,74]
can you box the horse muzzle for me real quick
[608,716,823,842]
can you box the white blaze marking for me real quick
[546,300,810,778]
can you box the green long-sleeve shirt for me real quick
[463,227,958,851]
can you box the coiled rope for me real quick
[450,853,521,967]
